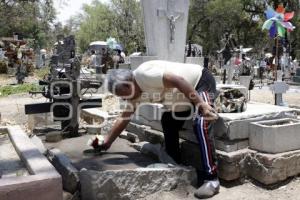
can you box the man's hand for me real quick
[163,72,219,121]
[101,110,135,151]
[198,103,219,121]
[98,139,112,151]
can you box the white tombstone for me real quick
[141,0,190,63]
[223,60,235,84]
[239,76,251,90]
[130,56,158,70]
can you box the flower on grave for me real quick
[87,135,105,149]
[262,4,295,38]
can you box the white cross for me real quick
[157,0,184,43]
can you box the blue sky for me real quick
[53,0,109,24]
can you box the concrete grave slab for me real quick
[44,135,158,171]
[0,126,62,200]
[80,166,196,200]
[129,102,298,142]
[44,134,195,200]
[0,129,29,179]
[214,102,299,140]
[80,108,300,185]
[81,108,118,125]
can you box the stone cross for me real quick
[141,0,190,62]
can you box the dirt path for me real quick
[250,85,300,107]
[0,93,46,128]
[144,178,300,200]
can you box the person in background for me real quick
[89,50,97,68]
[120,51,126,62]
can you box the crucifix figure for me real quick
[167,14,181,43]
[157,0,184,43]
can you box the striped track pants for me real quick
[193,91,217,176]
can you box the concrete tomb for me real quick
[0,126,62,200]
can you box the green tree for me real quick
[75,0,143,54]
[109,0,144,53]
[75,0,116,52]
[187,0,299,56]
[0,0,56,49]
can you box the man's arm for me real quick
[103,110,135,149]
[163,72,218,121]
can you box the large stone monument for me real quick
[130,0,190,69]
[141,0,189,62]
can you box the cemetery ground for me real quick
[0,76,300,200]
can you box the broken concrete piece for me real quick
[144,129,164,144]
[217,149,249,181]
[81,177,126,200]
[215,138,249,152]
[80,166,196,200]
[84,125,101,135]
[245,149,300,185]
[130,142,177,165]
[119,131,139,143]
[81,108,118,125]
[47,148,79,194]
[46,131,63,143]
[126,122,164,144]
[126,123,151,140]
